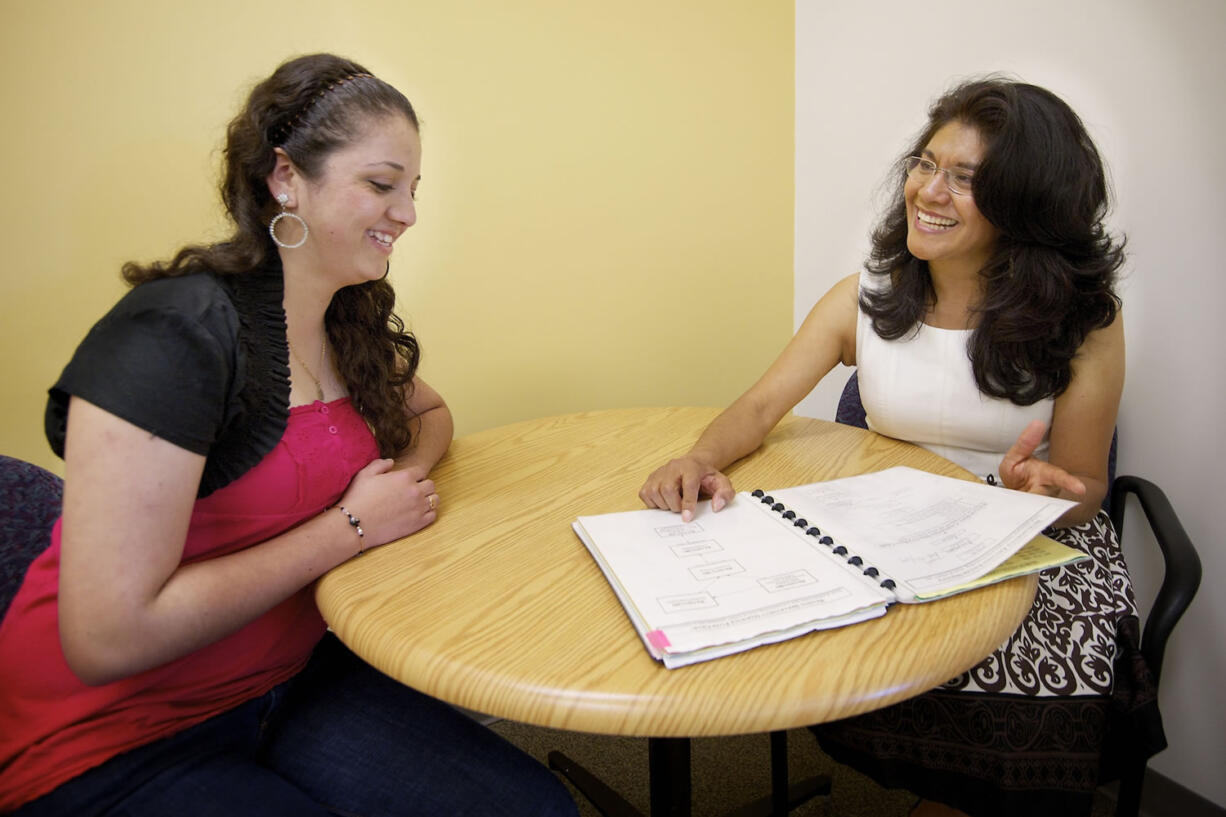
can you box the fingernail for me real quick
[681,510,693,523]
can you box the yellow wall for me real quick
[0,0,793,474]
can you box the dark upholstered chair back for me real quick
[834,369,868,430]
[1,455,64,621]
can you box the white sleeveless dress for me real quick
[808,272,1163,817]
[856,292,1051,483]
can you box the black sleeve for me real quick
[45,275,240,458]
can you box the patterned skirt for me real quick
[810,511,1166,817]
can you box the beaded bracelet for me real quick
[335,505,365,555]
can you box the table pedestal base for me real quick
[548,732,830,817]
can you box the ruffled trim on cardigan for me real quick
[197,266,290,497]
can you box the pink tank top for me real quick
[0,398,379,810]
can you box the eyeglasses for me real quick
[903,156,975,196]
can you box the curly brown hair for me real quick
[860,77,1123,405]
[122,53,421,456]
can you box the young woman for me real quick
[639,78,1161,817]
[0,54,576,817]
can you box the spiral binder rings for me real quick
[573,466,1087,668]
[751,489,899,594]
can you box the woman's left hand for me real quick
[998,419,1087,499]
[336,459,439,548]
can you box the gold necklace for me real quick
[288,335,327,401]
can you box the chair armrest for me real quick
[1108,474,1202,682]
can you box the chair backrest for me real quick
[1,455,64,621]
[835,370,869,430]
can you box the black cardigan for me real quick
[45,267,291,498]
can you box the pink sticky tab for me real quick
[647,630,671,650]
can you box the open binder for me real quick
[573,466,1086,668]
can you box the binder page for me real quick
[574,494,890,661]
[771,467,1074,598]
[573,520,887,668]
[921,532,1088,601]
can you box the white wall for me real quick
[796,0,1224,807]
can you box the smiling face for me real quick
[904,120,998,277]
[288,113,421,287]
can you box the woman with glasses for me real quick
[639,77,1160,817]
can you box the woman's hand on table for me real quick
[639,454,735,523]
[337,458,439,548]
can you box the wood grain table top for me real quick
[316,407,1036,738]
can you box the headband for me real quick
[270,72,376,146]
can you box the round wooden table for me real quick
[316,408,1038,815]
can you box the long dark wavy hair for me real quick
[860,77,1123,405]
[122,53,421,456]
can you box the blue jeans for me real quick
[15,634,577,817]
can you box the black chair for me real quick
[834,369,868,430]
[813,369,1202,817]
[1106,476,1200,817]
[1,455,64,623]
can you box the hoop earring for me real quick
[269,193,308,249]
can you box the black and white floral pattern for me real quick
[942,511,1133,697]
[811,511,1163,817]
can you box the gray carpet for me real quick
[491,721,1119,817]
